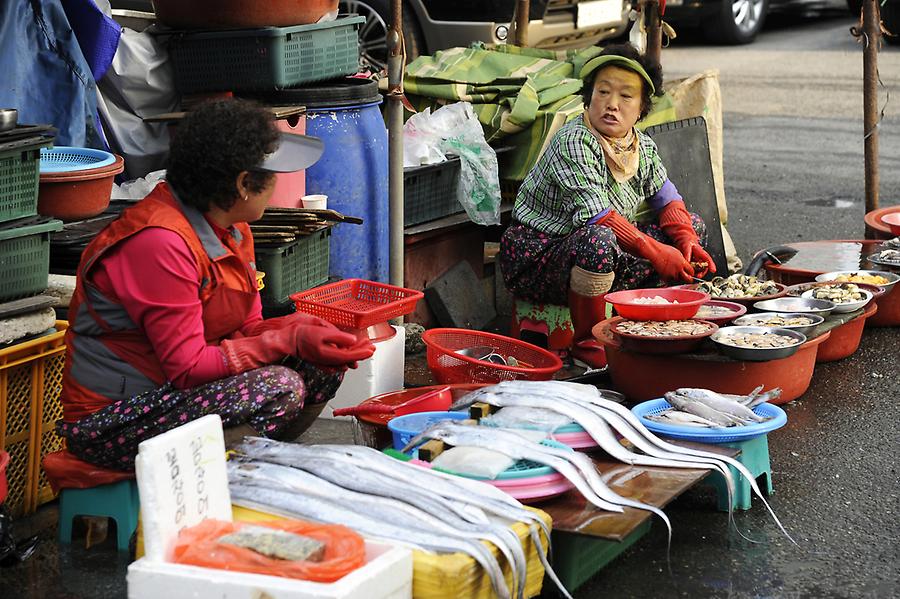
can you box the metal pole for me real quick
[862,0,880,221]
[515,0,530,46]
[645,0,662,65]
[387,0,405,286]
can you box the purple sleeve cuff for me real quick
[648,179,683,211]
[587,207,612,225]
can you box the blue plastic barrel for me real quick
[304,99,389,282]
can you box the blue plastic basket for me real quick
[387,411,470,451]
[39,147,116,173]
[631,399,787,443]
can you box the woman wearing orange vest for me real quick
[57,99,375,470]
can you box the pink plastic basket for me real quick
[291,279,424,329]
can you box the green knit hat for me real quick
[579,55,655,95]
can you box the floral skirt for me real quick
[500,214,706,305]
[57,359,344,471]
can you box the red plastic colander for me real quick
[421,328,563,384]
[291,279,423,330]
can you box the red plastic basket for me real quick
[421,328,563,384]
[291,279,424,330]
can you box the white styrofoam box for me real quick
[322,325,406,419]
[127,538,413,599]
[135,415,232,562]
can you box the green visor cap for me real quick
[579,55,655,95]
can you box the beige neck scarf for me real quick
[583,110,639,184]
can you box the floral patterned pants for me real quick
[57,360,344,471]
[500,214,707,305]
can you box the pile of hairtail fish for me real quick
[650,386,778,427]
[231,381,794,599]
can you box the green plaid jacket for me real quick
[511,118,668,236]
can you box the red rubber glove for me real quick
[296,327,375,367]
[240,311,333,338]
[220,322,376,374]
[601,210,695,283]
[658,201,717,277]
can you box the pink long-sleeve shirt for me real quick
[90,222,263,389]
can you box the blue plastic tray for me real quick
[631,399,787,443]
[40,147,116,173]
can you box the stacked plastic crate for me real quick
[0,124,67,516]
[156,12,367,315]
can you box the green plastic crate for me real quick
[550,521,651,592]
[255,228,330,306]
[168,16,365,93]
[0,137,53,225]
[0,218,63,302]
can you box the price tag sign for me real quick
[135,415,232,562]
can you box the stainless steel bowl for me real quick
[732,312,824,337]
[752,296,835,317]
[711,325,807,362]
[0,108,17,132]
[814,270,899,291]
[800,288,873,314]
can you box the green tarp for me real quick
[400,44,676,181]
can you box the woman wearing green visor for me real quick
[499,43,715,367]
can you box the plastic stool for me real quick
[510,298,574,352]
[58,479,140,551]
[705,434,774,511]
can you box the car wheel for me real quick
[702,0,768,44]
[340,0,423,71]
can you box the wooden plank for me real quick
[0,295,57,320]
[540,442,738,542]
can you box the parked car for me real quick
[340,0,632,70]
[662,0,841,45]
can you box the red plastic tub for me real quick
[816,301,878,362]
[765,240,900,326]
[864,206,900,239]
[38,154,124,222]
[422,329,563,385]
[694,299,747,326]
[0,450,9,505]
[604,288,709,321]
[593,320,831,404]
[608,316,717,355]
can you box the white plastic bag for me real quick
[481,407,574,433]
[112,169,166,201]
[402,102,501,225]
[431,446,515,479]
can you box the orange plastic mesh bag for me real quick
[173,518,366,582]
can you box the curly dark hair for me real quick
[166,99,279,212]
[582,43,664,121]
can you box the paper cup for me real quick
[301,194,327,210]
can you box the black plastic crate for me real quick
[403,156,462,227]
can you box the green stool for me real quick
[58,479,140,551]
[705,434,773,511]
